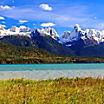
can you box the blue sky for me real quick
[0,0,104,35]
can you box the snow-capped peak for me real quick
[61,24,104,46]
[35,27,59,40]
[0,25,59,41]
[0,25,31,38]
[74,24,81,31]
[60,24,82,43]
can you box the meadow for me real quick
[0,77,104,104]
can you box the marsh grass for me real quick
[0,77,104,104]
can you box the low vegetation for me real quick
[1,42,104,64]
[0,77,104,104]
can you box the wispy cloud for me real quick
[0,16,5,20]
[0,5,15,10]
[19,20,28,24]
[0,4,103,29]
[39,4,53,11]
[1,21,6,24]
[41,22,55,27]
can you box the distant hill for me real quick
[0,41,76,64]
[1,41,104,63]
[78,43,104,57]
[30,30,75,56]
[0,41,55,64]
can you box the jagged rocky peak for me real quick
[0,25,31,38]
[33,27,59,40]
[74,24,81,32]
[62,31,70,39]
[10,26,31,33]
[60,24,82,43]
[0,24,59,41]
[61,24,104,46]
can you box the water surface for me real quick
[0,63,104,71]
[0,64,104,80]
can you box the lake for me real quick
[0,63,104,71]
[0,64,104,80]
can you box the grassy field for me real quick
[0,77,104,104]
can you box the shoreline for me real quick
[0,70,104,80]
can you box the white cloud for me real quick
[39,4,52,11]
[41,22,55,27]
[0,16,5,20]
[0,4,99,28]
[0,5,14,10]
[19,20,28,24]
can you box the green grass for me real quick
[0,77,104,104]
[1,41,104,64]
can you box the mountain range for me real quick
[1,24,104,57]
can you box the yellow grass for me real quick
[0,77,104,104]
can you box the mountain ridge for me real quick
[1,24,104,57]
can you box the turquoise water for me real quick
[0,64,104,71]
[0,64,104,79]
